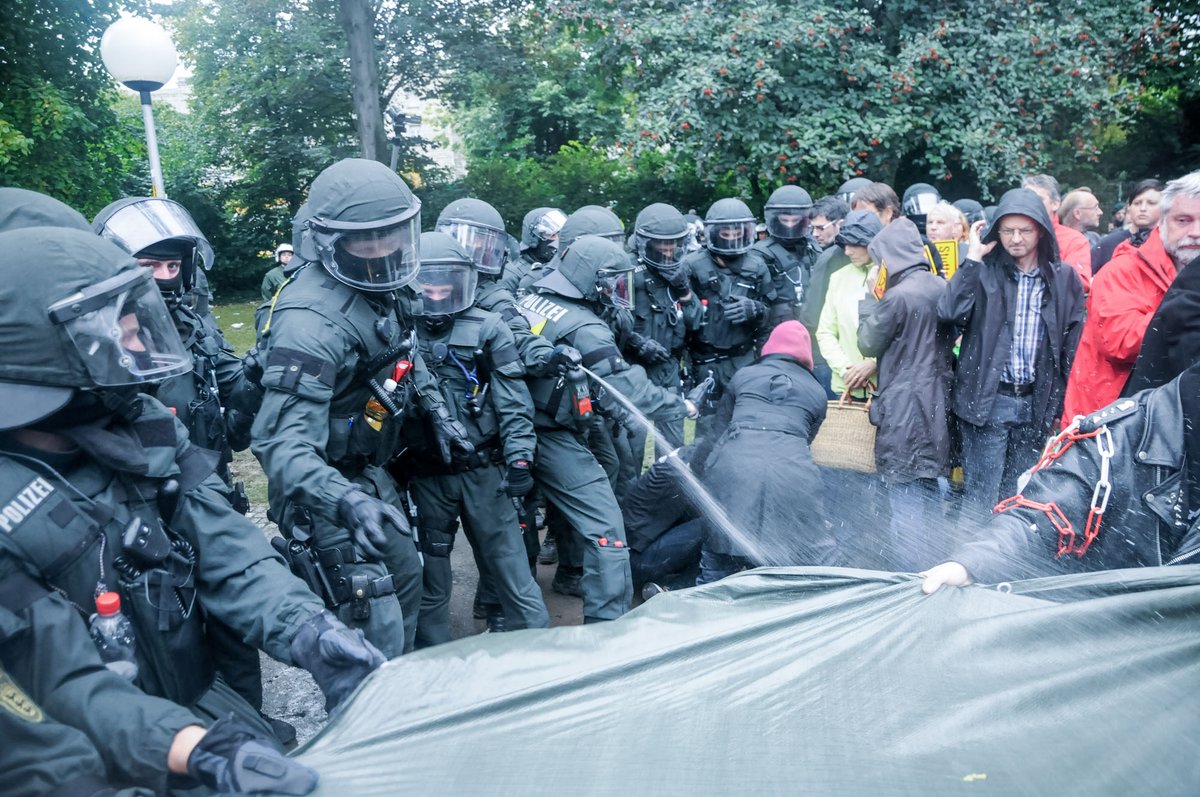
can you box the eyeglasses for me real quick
[998,226,1037,239]
[811,220,839,232]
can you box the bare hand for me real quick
[684,398,699,419]
[966,220,997,262]
[843,360,877,390]
[920,561,972,594]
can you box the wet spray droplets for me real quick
[580,366,778,566]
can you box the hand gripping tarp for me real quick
[290,567,1200,795]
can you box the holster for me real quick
[271,535,397,622]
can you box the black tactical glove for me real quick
[723,296,764,324]
[290,611,386,711]
[337,487,410,560]
[241,346,265,387]
[188,716,318,795]
[505,460,535,497]
[546,344,583,376]
[632,335,671,365]
[431,405,475,465]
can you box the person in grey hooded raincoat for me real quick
[857,218,955,570]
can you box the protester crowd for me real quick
[1,162,1198,795]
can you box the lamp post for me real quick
[100,17,178,197]
[387,108,423,172]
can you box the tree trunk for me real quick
[338,0,386,162]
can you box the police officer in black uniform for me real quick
[627,202,702,452]
[404,232,549,644]
[753,185,819,329]
[682,198,775,437]
[253,158,473,656]
[501,206,566,297]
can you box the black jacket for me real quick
[952,375,1200,583]
[700,354,835,564]
[938,188,1085,435]
[1123,261,1200,396]
[858,219,954,482]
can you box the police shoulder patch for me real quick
[0,477,55,535]
[0,671,43,722]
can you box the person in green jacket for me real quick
[518,236,697,621]
[0,576,316,796]
[261,243,295,303]
[252,158,473,656]
[401,232,549,644]
[0,226,383,765]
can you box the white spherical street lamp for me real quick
[100,17,178,196]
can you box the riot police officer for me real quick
[753,185,819,329]
[501,206,566,297]
[0,226,382,737]
[683,198,775,436]
[92,196,272,732]
[518,236,696,621]
[403,232,549,644]
[252,158,472,656]
[93,197,260,486]
[628,202,702,451]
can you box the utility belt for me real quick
[727,422,807,438]
[691,340,756,364]
[418,441,504,476]
[270,532,397,622]
[997,380,1035,397]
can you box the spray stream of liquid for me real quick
[580,367,777,566]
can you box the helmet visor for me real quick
[313,213,421,291]
[415,261,478,316]
[637,233,689,270]
[531,209,567,241]
[903,192,939,217]
[97,199,215,271]
[705,220,756,255]
[436,220,508,275]
[765,208,811,243]
[48,269,191,386]
[597,269,635,310]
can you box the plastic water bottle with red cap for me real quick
[89,591,138,681]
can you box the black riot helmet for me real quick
[295,158,421,292]
[953,198,986,226]
[520,207,567,264]
[836,177,872,205]
[414,231,478,317]
[0,228,191,430]
[763,185,814,245]
[902,183,942,236]
[435,197,509,275]
[560,205,625,251]
[703,198,756,256]
[534,235,634,310]
[93,197,216,295]
[633,203,689,281]
[0,188,90,233]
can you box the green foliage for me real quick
[0,0,149,215]
[420,142,720,231]
[549,0,1185,201]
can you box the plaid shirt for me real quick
[1004,269,1045,385]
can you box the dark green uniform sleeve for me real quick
[0,581,199,793]
[261,266,286,303]
[176,474,326,662]
[483,317,537,465]
[252,308,357,526]
[574,322,686,423]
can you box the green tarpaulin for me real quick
[293,567,1200,795]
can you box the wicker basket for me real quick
[811,392,877,473]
